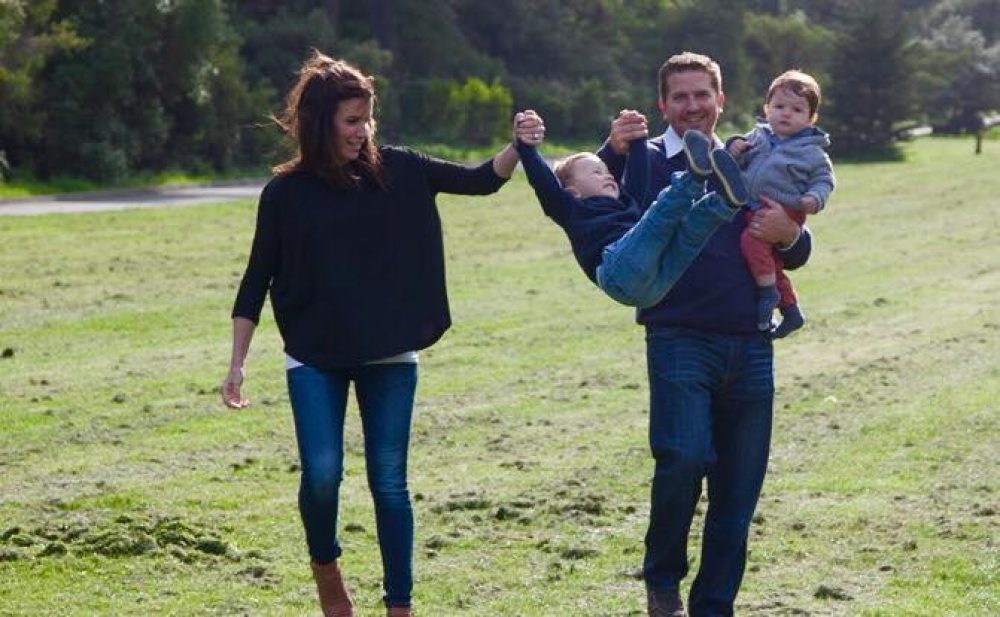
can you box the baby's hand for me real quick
[514,110,545,146]
[728,137,749,157]
[800,194,820,214]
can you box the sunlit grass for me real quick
[0,137,997,615]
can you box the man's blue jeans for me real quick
[286,362,417,607]
[597,172,736,309]
[643,326,774,616]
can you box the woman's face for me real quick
[333,96,374,162]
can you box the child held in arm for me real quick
[515,110,749,309]
[728,69,836,337]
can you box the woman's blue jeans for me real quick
[286,362,417,607]
[643,327,774,616]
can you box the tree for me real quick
[0,0,83,174]
[917,13,1000,152]
[39,0,271,180]
[825,0,919,154]
[743,12,836,118]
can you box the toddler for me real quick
[729,69,836,337]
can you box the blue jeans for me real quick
[286,362,417,607]
[597,172,736,308]
[643,327,774,617]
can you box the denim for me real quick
[597,171,736,308]
[287,362,417,607]
[643,326,774,616]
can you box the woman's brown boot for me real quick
[311,560,354,617]
[386,607,413,617]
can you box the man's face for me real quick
[657,70,724,137]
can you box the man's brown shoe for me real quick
[647,587,686,617]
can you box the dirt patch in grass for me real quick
[0,512,266,567]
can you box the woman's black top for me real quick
[232,146,508,369]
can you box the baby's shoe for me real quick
[710,148,749,207]
[682,130,713,178]
[773,304,805,338]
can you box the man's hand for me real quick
[748,197,801,248]
[608,109,648,155]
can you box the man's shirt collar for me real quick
[661,125,724,159]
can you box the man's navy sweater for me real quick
[598,133,812,334]
[517,139,647,283]
[232,146,508,369]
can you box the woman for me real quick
[220,51,543,617]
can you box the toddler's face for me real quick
[765,88,813,137]
[566,156,619,199]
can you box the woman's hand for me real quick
[514,109,545,146]
[221,367,249,409]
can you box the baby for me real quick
[729,69,836,337]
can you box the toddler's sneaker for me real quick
[682,130,713,179]
[773,304,805,338]
[709,148,749,207]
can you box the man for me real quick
[597,52,811,616]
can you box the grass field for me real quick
[0,136,997,616]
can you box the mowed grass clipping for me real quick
[0,136,997,616]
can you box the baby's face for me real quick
[765,87,814,137]
[567,156,619,199]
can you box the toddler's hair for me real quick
[767,70,822,119]
[553,153,594,187]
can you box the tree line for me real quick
[0,0,997,183]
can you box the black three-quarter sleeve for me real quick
[412,148,508,196]
[231,181,281,324]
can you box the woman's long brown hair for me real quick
[273,50,385,188]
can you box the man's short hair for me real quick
[658,51,723,100]
[766,70,822,120]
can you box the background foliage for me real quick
[0,0,998,182]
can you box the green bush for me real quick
[394,77,512,146]
[446,77,513,145]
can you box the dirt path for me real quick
[0,180,266,215]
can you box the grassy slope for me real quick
[0,137,996,615]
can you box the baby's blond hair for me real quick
[553,153,594,187]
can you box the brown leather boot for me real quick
[386,607,412,617]
[647,586,686,617]
[311,560,354,617]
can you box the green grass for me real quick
[0,137,997,615]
